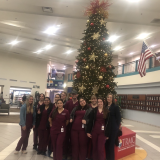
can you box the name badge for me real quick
[101,125,104,130]
[82,124,84,128]
[61,126,64,132]
[62,113,66,115]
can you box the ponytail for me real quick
[52,107,58,119]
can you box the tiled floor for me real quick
[0,119,160,160]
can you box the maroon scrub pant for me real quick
[16,127,30,151]
[50,131,65,160]
[38,129,49,152]
[71,130,88,160]
[92,132,106,160]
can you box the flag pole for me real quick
[144,40,160,63]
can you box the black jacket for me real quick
[106,103,121,131]
[36,105,53,129]
[34,101,45,128]
[87,107,111,137]
[70,105,92,132]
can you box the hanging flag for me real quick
[138,42,153,77]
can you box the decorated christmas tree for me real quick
[73,0,117,102]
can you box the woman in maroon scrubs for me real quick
[37,97,53,155]
[87,97,110,160]
[70,97,92,160]
[15,95,36,154]
[33,93,45,150]
[49,99,69,160]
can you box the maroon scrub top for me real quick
[50,109,69,134]
[37,102,44,112]
[65,100,79,115]
[26,112,33,129]
[72,110,86,131]
[39,109,48,130]
[92,110,105,134]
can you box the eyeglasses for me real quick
[80,99,85,103]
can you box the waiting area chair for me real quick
[0,104,10,115]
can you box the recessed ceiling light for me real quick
[44,45,53,50]
[66,50,73,54]
[118,62,121,65]
[114,46,122,51]
[43,26,59,35]
[150,45,157,48]
[9,40,20,45]
[130,52,134,55]
[63,68,66,70]
[136,33,150,39]
[107,35,119,42]
[34,49,43,54]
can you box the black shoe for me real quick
[47,149,52,157]
[42,151,46,156]
[37,150,42,155]
[33,146,37,150]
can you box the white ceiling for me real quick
[0,0,160,68]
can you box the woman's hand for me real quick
[70,119,73,123]
[50,123,52,127]
[106,137,109,140]
[82,120,86,124]
[22,126,26,130]
[33,125,35,129]
[87,133,92,138]
[37,109,41,114]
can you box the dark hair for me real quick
[61,92,67,96]
[97,97,108,119]
[76,97,90,111]
[55,94,61,98]
[52,99,63,119]
[105,93,115,106]
[39,93,45,99]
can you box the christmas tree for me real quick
[73,0,117,102]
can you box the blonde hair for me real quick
[26,95,34,114]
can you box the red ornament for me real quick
[83,58,86,62]
[87,47,91,51]
[90,23,94,26]
[76,71,81,79]
[109,65,112,69]
[100,66,107,72]
[115,99,117,102]
[103,38,105,41]
[75,60,79,63]
[106,85,109,89]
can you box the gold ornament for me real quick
[100,18,106,25]
[86,65,89,69]
[92,32,100,40]
[104,53,108,57]
[89,53,98,62]
[99,76,103,80]
[78,85,86,93]
[92,85,99,94]
[87,20,90,22]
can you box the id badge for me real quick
[61,127,64,132]
[82,124,84,128]
[101,125,104,130]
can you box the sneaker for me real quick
[22,150,27,154]
[37,150,42,155]
[14,151,19,154]
[42,151,46,156]
[33,146,37,150]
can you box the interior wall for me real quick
[0,53,47,103]
[116,82,160,127]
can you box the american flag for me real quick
[138,42,153,77]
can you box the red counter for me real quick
[114,127,136,160]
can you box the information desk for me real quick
[114,127,136,160]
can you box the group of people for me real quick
[15,90,121,160]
